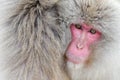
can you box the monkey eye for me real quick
[89,29,96,34]
[75,24,82,30]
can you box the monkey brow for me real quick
[56,15,79,24]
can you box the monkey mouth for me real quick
[66,53,84,64]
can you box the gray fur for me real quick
[0,0,69,80]
[0,0,120,80]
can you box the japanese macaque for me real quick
[0,0,120,80]
[58,0,120,80]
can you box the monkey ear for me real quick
[40,0,59,7]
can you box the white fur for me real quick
[0,0,21,80]
[0,0,120,80]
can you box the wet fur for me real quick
[0,0,120,80]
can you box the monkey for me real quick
[57,0,120,80]
[1,0,120,80]
[0,0,70,80]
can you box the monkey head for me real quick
[66,23,101,64]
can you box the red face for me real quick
[66,23,101,64]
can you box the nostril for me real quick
[75,24,82,30]
[76,43,84,49]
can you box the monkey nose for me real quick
[76,43,84,49]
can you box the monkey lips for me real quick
[66,23,101,64]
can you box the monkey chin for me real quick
[66,61,84,80]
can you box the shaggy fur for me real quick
[0,0,120,80]
[0,0,69,80]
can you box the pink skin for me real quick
[66,23,101,64]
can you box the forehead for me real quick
[57,0,120,39]
[58,0,115,23]
[78,0,111,22]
